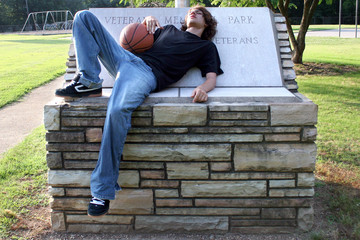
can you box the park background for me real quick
[0,0,359,239]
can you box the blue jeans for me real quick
[73,10,157,200]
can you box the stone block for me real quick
[62,117,105,127]
[47,152,63,169]
[270,103,318,126]
[209,120,268,127]
[210,112,267,120]
[117,170,139,188]
[261,208,296,219]
[157,208,259,216]
[280,47,291,53]
[275,23,287,31]
[120,162,164,170]
[50,198,88,211]
[269,180,295,188]
[278,41,290,47]
[126,133,263,143]
[211,172,295,180]
[44,104,60,131]
[110,189,153,214]
[66,214,133,224]
[270,127,301,133]
[86,128,102,142]
[67,224,132,233]
[129,127,188,134]
[140,170,165,179]
[123,144,231,161]
[132,111,152,117]
[298,207,314,231]
[167,162,209,179]
[131,118,152,126]
[297,173,315,187]
[135,216,228,232]
[264,134,300,142]
[48,170,91,187]
[269,188,314,197]
[155,189,179,198]
[153,104,207,126]
[46,132,84,143]
[302,127,317,142]
[46,143,101,152]
[190,127,269,134]
[282,60,294,68]
[209,103,268,112]
[195,198,311,208]
[231,226,295,234]
[64,160,97,169]
[66,188,91,197]
[48,187,65,197]
[234,143,317,172]
[63,152,99,160]
[141,180,179,188]
[51,212,66,231]
[182,181,266,197]
[232,219,296,227]
[156,199,193,207]
[282,69,296,79]
[210,162,232,172]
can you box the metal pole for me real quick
[175,0,190,8]
[356,0,358,38]
[339,0,342,37]
[25,0,29,16]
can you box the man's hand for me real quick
[190,72,217,103]
[142,16,162,34]
[191,87,208,103]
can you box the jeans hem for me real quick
[79,76,103,89]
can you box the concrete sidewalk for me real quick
[306,28,360,38]
[0,75,64,156]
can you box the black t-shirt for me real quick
[136,25,223,91]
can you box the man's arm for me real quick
[191,72,217,103]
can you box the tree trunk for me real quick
[292,0,319,64]
[267,0,320,64]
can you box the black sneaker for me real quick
[87,197,110,217]
[55,74,102,98]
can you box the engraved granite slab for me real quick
[89,7,284,89]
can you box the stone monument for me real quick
[45,7,317,233]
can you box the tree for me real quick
[266,0,333,64]
[211,0,332,64]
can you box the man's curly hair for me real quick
[181,6,218,41]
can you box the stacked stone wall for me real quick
[45,9,317,234]
[45,96,317,233]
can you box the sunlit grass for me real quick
[0,34,71,108]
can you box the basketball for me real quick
[119,23,154,54]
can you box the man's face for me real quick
[186,8,207,28]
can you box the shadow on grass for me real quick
[314,177,360,239]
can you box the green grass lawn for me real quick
[299,37,360,170]
[0,126,48,239]
[0,34,71,108]
[303,37,360,66]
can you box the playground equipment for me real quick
[21,10,74,32]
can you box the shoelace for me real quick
[68,74,81,87]
[90,197,105,206]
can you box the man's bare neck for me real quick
[186,27,204,38]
